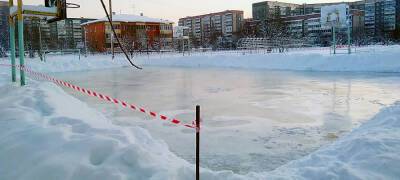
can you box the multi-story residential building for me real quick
[0,1,9,55]
[364,0,397,39]
[22,17,95,51]
[178,10,244,47]
[283,8,365,45]
[82,14,173,52]
[54,18,96,49]
[252,1,299,21]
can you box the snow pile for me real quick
[23,54,130,73]
[250,101,400,179]
[0,73,399,179]
[136,45,400,72]
[0,79,242,180]
[2,45,399,73]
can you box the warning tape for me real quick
[0,64,198,130]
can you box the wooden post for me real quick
[196,105,200,180]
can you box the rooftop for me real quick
[82,14,173,25]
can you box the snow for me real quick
[82,14,173,26]
[0,79,240,180]
[0,45,400,179]
[135,46,400,73]
[10,5,57,16]
[250,101,400,179]
[7,45,400,74]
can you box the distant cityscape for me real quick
[0,0,400,54]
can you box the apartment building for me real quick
[178,10,244,46]
[253,0,400,42]
[55,18,95,49]
[283,9,365,45]
[252,1,299,21]
[22,17,95,51]
[83,14,173,52]
[364,0,398,39]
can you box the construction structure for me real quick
[82,14,173,52]
[8,0,68,86]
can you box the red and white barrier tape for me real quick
[0,64,198,130]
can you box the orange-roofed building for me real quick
[82,14,174,52]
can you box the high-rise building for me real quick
[54,18,96,49]
[252,0,400,42]
[252,1,299,21]
[178,10,244,47]
[0,1,9,54]
[22,17,96,51]
[365,0,397,39]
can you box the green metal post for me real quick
[17,0,25,86]
[9,0,16,82]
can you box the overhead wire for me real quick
[99,0,142,69]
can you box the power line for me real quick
[99,0,142,70]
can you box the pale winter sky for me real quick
[22,0,358,23]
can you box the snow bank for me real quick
[0,79,242,180]
[0,76,399,179]
[250,101,400,180]
[3,45,399,73]
[136,45,400,73]
[21,55,130,73]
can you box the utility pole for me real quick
[109,0,114,59]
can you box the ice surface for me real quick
[56,67,400,173]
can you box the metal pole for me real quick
[109,0,114,59]
[17,0,25,86]
[84,27,88,57]
[347,8,351,54]
[333,26,336,55]
[38,20,44,61]
[9,0,16,82]
[196,105,200,180]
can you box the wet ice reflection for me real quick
[55,67,400,174]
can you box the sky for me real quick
[22,0,358,23]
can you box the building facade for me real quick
[178,10,244,47]
[22,17,95,52]
[83,14,173,52]
[252,0,400,42]
[55,18,96,49]
[0,1,9,55]
[252,1,299,21]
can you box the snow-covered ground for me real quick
[0,46,399,179]
[2,45,398,74]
